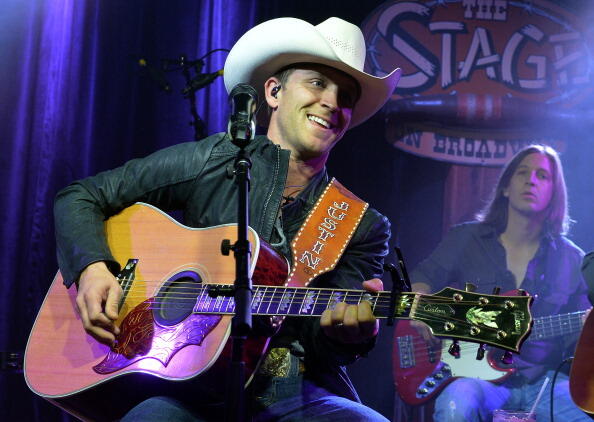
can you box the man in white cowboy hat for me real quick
[54,16,400,421]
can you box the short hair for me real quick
[476,145,570,236]
[265,63,361,113]
[272,66,297,86]
[264,66,296,117]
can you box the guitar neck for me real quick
[190,284,532,352]
[531,310,588,340]
[194,284,413,319]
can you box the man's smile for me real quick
[307,114,334,130]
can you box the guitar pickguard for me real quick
[94,298,221,374]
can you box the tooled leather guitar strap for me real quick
[287,177,368,287]
[258,178,369,378]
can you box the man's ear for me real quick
[264,77,281,108]
[503,188,509,197]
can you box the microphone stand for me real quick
[142,50,229,141]
[177,55,207,140]
[221,114,256,422]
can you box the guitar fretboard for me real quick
[180,284,533,352]
[531,310,588,340]
[192,284,408,318]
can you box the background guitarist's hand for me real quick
[320,278,382,344]
[76,261,123,345]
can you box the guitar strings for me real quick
[145,299,518,331]
[120,300,512,336]
[107,279,527,339]
[399,321,581,350]
[117,282,529,326]
[398,345,501,366]
[397,312,585,350]
[397,330,523,365]
[120,289,505,312]
[117,282,521,313]
[117,279,515,307]
[118,278,521,299]
[380,313,586,365]
[396,314,587,364]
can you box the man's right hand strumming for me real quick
[76,261,123,346]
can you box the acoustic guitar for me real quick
[24,203,533,421]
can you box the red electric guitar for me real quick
[394,305,589,405]
[24,203,533,421]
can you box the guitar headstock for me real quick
[413,287,533,352]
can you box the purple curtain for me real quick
[1,3,404,419]
[0,1,257,419]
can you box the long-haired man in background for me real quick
[410,145,592,421]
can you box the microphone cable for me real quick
[550,356,573,422]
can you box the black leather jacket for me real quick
[54,133,391,401]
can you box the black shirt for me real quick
[411,222,591,381]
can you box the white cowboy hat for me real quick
[224,17,401,128]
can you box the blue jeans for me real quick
[121,354,387,422]
[434,370,591,422]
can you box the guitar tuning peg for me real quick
[501,350,514,365]
[448,339,461,358]
[492,286,501,295]
[465,282,477,292]
[476,343,487,360]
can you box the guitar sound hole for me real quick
[153,270,202,326]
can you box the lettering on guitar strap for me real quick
[288,178,368,288]
[266,179,368,347]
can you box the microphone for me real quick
[182,69,224,95]
[227,83,258,144]
[138,58,171,93]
